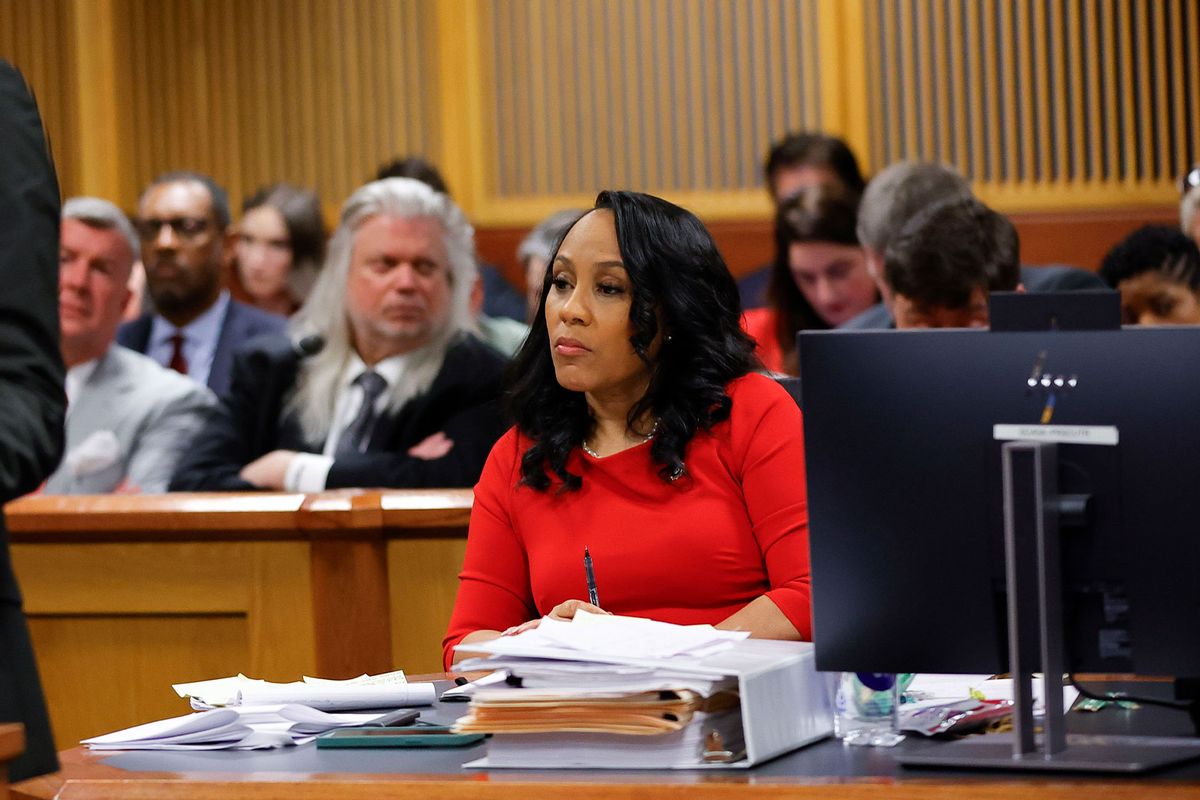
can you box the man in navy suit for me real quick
[117,171,284,397]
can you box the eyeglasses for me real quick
[1180,164,1200,196]
[135,216,212,241]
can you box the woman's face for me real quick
[788,240,877,326]
[235,205,293,301]
[545,209,655,403]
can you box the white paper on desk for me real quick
[474,613,748,662]
[303,668,408,686]
[86,731,297,751]
[454,658,728,697]
[173,674,266,704]
[236,681,436,711]
[82,710,249,747]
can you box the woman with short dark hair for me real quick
[443,190,811,667]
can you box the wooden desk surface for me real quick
[13,678,1200,800]
[13,738,1200,800]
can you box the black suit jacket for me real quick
[170,333,509,491]
[0,61,66,782]
[117,299,286,398]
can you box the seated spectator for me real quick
[883,198,1020,328]
[844,161,1100,329]
[47,198,216,494]
[170,178,508,491]
[518,208,585,321]
[118,171,286,397]
[231,183,326,317]
[443,190,810,668]
[1180,165,1200,242]
[376,155,527,323]
[742,184,875,374]
[1099,225,1200,324]
[739,131,867,309]
[470,275,529,357]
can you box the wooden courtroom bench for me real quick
[5,490,472,751]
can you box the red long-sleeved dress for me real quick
[442,372,810,669]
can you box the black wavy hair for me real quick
[506,190,760,492]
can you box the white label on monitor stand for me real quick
[993,424,1119,446]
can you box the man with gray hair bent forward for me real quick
[170,178,508,491]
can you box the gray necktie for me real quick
[335,370,388,458]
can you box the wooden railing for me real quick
[5,490,472,751]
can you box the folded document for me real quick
[83,704,415,751]
[174,670,435,711]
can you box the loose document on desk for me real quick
[174,671,435,711]
[454,614,834,769]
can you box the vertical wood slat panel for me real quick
[1016,0,1035,182]
[1151,0,1169,181]
[1117,1,1135,184]
[1189,1,1200,168]
[949,0,968,171]
[864,0,883,171]
[1065,0,1084,183]
[12,0,1195,226]
[801,1,819,138]
[899,0,917,156]
[1134,0,1151,182]
[1085,0,1101,182]
[916,0,933,158]
[931,0,950,164]
[1169,0,1186,176]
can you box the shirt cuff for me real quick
[284,452,334,492]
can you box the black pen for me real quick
[584,546,600,607]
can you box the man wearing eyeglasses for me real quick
[117,171,285,397]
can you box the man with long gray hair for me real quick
[170,178,508,491]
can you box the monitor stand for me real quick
[898,441,1200,773]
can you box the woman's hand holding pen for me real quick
[501,599,610,636]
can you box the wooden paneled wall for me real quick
[0,1,1194,246]
[861,0,1200,211]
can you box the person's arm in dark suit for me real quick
[0,63,65,500]
[323,337,508,489]
[0,59,65,784]
[168,336,295,491]
[326,394,506,489]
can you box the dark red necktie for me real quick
[168,333,189,375]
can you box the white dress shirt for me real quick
[283,352,411,492]
[64,357,100,408]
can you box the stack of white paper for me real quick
[452,613,831,769]
[85,670,438,751]
[174,670,435,711]
[83,704,411,751]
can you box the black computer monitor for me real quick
[799,327,1200,678]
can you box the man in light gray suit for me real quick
[44,197,216,494]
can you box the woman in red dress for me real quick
[444,191,812,668]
